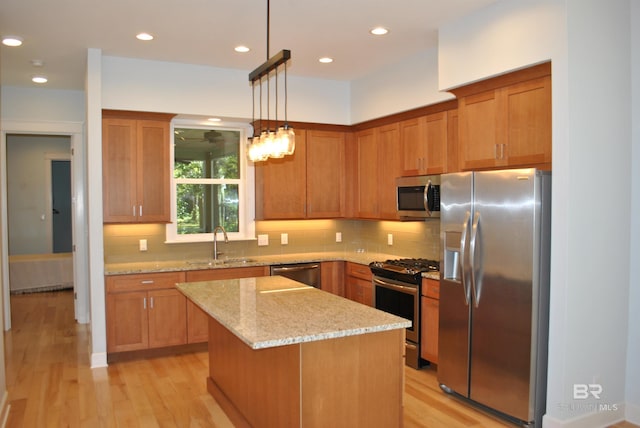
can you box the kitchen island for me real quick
[177,275,410,428]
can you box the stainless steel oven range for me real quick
[369,258,439,369]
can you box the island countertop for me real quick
[176,275,411,350]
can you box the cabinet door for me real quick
[446,110,459,173]
[458,90,501,171]
[424,112,447,174]
[355,129,378,218]
[306,131,345,218]
[255,130,307,219]
[420,296,439,364]
[187,300,209,343]
[106,291,149,352]
[103,118,138,222]
[345,276,373,307]
[320,261,345,296]
[502,75,552,167]
[377,124,401,220]
[147,288,187,348]
[400,118,427,176]
[137,120,171,222]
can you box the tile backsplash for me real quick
[103,219,440,264]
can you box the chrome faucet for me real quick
[213,225,229,261]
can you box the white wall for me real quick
[626,1,640,424]
[350,48,454,123]
[102,56,351,125]
[6,135,71,254]
[438,0,564,90]
[1,86,85,122]
[439,0,634,426]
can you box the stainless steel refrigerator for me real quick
[438,168,551,427]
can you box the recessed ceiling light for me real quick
[319,57,334,64]
[370,27,389,36]
[31,59,44,67]
[32,75,48,84]
[208,117,222,122]
[136,33,154,41]
[2,36,23,47]
[234,46,250,53]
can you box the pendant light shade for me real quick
[246,0,294,162]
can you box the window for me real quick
[166,122,255,242]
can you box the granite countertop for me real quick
[176,275,411,350]
[104,251,397,275]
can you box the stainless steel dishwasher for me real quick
[270,262,321,288]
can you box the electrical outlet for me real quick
[139,239,148,251]
[336,232,342,243]
[257,234,269,246]
[281,233,288,245]
[387,233,393,246]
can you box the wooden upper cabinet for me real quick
[452,62,551,171]
[400,112,448,176]
[377,124,401,220]
[102,110,173,223]
[355,128,378,219]
[355,124,401,220]
[255,129,307,219]
[255,129,347,220]
[306,130,346,218]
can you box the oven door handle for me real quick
[373,277,418,295]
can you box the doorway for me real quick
[51,160,72,253]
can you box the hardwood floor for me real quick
[3,290,637,427]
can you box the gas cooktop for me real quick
[369,258,440,284]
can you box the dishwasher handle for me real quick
[271,264,319,273]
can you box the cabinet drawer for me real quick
[422,278,440,299]
[106,271,185,293]
[346,262,372,281]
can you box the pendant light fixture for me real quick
[247,0,295,162]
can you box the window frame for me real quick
[165,118,255,243]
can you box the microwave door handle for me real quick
[423,181,432,217]
[459,211,471,306]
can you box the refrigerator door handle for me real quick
[459,211,471,306]
[469,211,482,307]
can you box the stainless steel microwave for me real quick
[396,175,440,219]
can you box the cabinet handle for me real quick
[150,297,154,309]
[501,144,506,159]
[141,280,154,284]
[139,205,143,217]
[143,297,147,309]
[133,206,136,217]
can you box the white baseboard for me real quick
[542,402,625,428]
[90,352,108,368]
[626,401,640,425]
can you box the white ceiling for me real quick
[0,0,498,91]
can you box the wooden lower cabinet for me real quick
[106,271,187,353]
[320,261,345,296]
[344,262,373,306]
[420,278,440,364]
[184,266,270,343]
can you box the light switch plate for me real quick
[387,233,393,246]
[258,234,269,246]
[139,239,148,251]
[281,233,288,245]
[336,232,342,243]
